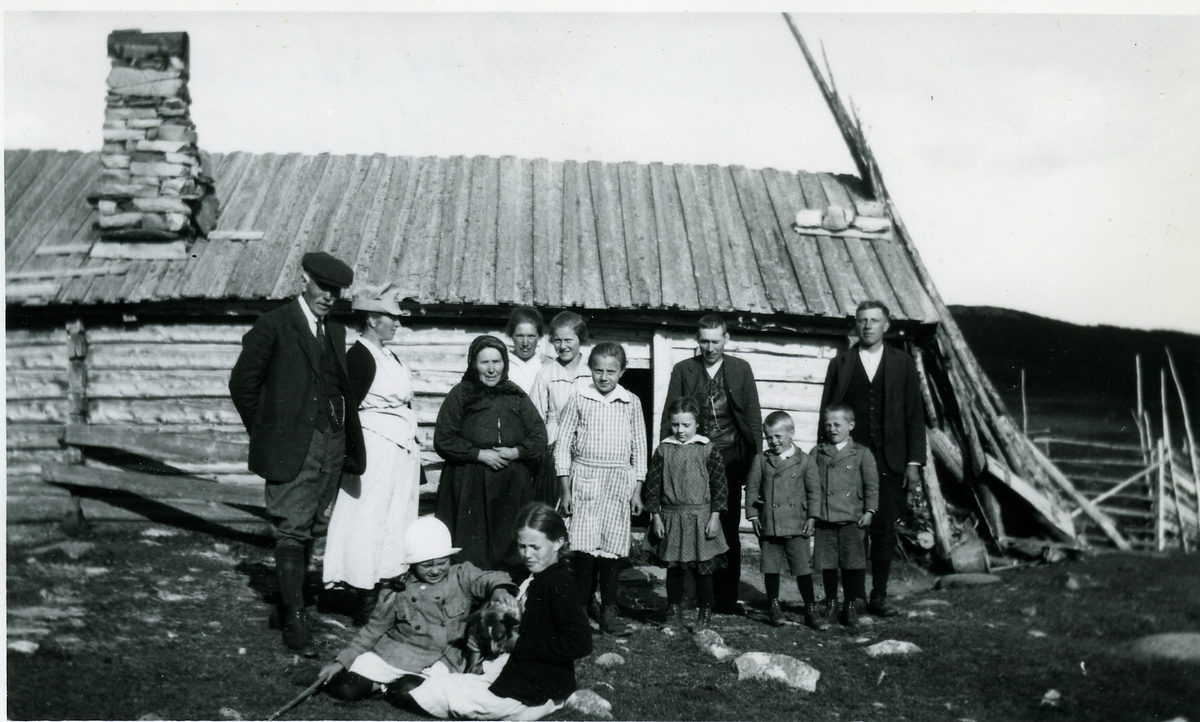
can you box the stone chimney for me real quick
[93,29,215,242]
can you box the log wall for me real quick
[651,330,841,450]
[5,317,660,526]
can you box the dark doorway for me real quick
[622,368,655,533]
[621,368,655,461]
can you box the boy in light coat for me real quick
[745,411,826,630]
[805,403,879,628]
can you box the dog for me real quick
[463,601,521,674]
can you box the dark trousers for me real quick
[868,469,905,563]
[264,425,345,552]
[712,454,751,612]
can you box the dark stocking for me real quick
[597,557,622,608]
[572,553,596,606]
[843,569,867,602]
[695,572,714,609]
[666,566,685,605]
[822,568,840,602]
[764,573,781,601]
[796,574,816,607]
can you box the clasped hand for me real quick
[477,447,518,471]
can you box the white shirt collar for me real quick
[858,343,884,381]
[298,296,319,337]
[663,434,711,445]
[578,383,631,404]
[775,444,797,460]
[704,357,724,378]
[835,439,850,451]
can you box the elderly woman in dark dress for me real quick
[434,335,548,573]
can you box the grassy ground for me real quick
[7,526,1200,721]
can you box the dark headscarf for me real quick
[461,335,525,400]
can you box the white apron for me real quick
[324,339,422,589]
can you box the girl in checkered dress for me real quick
[554,342,647,636]
[643,396,729,632]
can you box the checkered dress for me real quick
[555,384,648,558]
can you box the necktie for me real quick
[316,319,326,349]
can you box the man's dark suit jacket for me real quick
[661,354,762,459]
[229,298,366,482]
[820,342,926,475]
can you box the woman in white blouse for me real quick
[324,286,421,625]
[505,306,546,396]
[528,312,592,509]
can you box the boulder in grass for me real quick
[734,652,820,692]
[694,628,736,661]
[594,652,625,668]
[1129,632,1200,663]
[934,573,1001,590]
[865,640,922,657]
[565,689,612,720]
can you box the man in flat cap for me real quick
[230,251,366,656]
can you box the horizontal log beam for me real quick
[42,463,264,507]
[63,424,249,465]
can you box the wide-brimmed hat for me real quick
[301,251,354,288]
[351,283,406,316]
[405,516,461,565]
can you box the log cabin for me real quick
[8,27,1110,558]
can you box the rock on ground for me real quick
[694,629,736,661]
[734,652,820,692]
[8,640,39,654]
[934,574,1001,589]
[865,640,923,657]
[1129,632,1200,662]
[566,689,613,720]
[595,652,626,667]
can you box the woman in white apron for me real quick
[324,285,421,625]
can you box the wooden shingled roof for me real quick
[5,148,939,322]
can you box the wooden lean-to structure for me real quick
[11,22,1189,560]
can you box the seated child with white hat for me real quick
[304,516,518,701]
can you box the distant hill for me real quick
[948,306,1200,442]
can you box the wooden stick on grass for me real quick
[266,678,325,721]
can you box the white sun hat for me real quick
[405,516,461,565]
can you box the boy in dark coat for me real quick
[805,403,879,628]
[745,411,826,630]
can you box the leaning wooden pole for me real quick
[1162,369,1188,552]
[1136,354,1150,463]
[781,13,1080,546]
[1165,346,1200,528]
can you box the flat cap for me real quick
[301,251,353,288]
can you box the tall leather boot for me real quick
[276,545,316,656]
[352,585,379,627]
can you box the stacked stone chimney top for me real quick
[91,29,216,245]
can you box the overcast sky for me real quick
[4,5,1198,333]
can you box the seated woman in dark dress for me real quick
[395,502,593,720]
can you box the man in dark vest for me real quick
[820,300,925,617]
[662,314,762,615]
[229,251,366,656]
